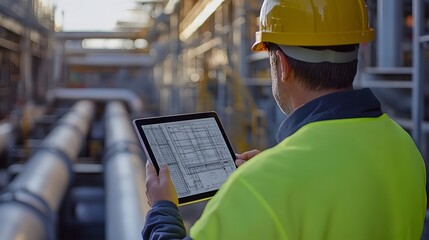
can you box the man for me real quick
[143,0,427,239]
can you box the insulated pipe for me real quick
[104,101,149,240]
[47,88,144,113]
[0,100,95,240]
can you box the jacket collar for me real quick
[277,88,383,142]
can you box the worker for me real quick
[142,0,427,239]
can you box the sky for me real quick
[54,0,138,31]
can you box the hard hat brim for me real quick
[251,31,266,52]
[251,41,265,52]
[251,29,374,51]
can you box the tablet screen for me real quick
[133,112,236,205]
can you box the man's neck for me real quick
[290,86,352,112]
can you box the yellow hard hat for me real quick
[252,0,375,51]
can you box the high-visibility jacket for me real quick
[142,89,427,240]
[190,114,426,239]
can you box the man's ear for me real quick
[276,50,290,82]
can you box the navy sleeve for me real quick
[142,200,191,240]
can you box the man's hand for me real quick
[235,149,261,167]
[145,161,178,207]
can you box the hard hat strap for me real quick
[278,45,359,63]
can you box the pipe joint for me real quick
[37,148,75,186]
[103,140,145,164]
[0,189,55,239]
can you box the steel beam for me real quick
[376,0,402,67]
[66,53,155,67]
[54,31,145,40]
[412,0,424,150]
[47,88,144,113]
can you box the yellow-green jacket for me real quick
[143,89,427,240]
[191,114,426,239]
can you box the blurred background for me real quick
[0,0,428,239]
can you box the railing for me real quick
[194,64,267,152]
[231,69,267,152]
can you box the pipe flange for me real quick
[0,190,56,240]
[37,147,75,186]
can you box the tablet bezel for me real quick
[132,111,236,205]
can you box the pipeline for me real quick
[104,101,149,240]
[0,103,46,159]
[0,100,95,240]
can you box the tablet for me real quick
[133,111,237,205]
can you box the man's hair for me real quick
[268,44,358,91]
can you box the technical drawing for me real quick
[142,118,236,198]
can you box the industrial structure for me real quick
[0,0,427,239]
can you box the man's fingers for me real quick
[159,164,171,183]
[146,160,156,172]
[235,159,246,167]
[245,149,261,159]
[236,149,260,160]
[145,162,178,206]
[146,160,158,182]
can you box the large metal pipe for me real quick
[104,101,149,240]
[47,88,144,113]
[0,100,95,240]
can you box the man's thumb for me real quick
[160,164,170,179]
